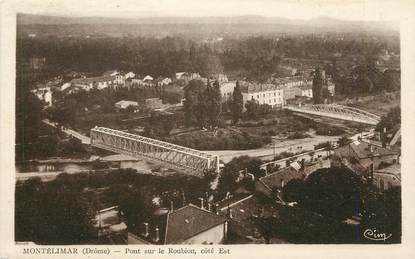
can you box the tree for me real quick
[15,175,96,244]
[195,84,209,128]
[299,167,362,220]
[376,107,400,132]
[230,80,244,124]
[15,77,44,161]
[312,68,323,104]
[183,80,202,127]
[207,80,222,128]
[282,178,307,202]
[245,99,260,119]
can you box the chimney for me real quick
[369,145,374,153]
[143,222,149,237]
[199,197,204,209]
[215,204,220,215]
[208,202,212,211]
[170,200,174,212]
[153,226,160,243]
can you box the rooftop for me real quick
[336,141,398,159]
[164,204,227,244]
[259,167,304,191]
[71,75,115,85]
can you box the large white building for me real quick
[240,82,284,108]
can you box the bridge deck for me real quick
[90,127,219,176]
[286,104,380,125]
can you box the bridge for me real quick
[285,104,381,125]
[90,127,220,176]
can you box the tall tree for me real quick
[207,80,222,128]
[231,80,244,124]
[195,86,208,128]
[312,67,323,104]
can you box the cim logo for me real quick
[363,228,392,241]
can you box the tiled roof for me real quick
[334,141,398,160]
[345,141,398,159]
[259,167,304,190]
[164,204,226,244]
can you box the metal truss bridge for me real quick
[286,104,381,125]
[90,127,220,176]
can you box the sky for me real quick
[10,0,411,21]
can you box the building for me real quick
[331,140,400,178]
[115,100,139,110]
[157,77,173,86]
[175,72,201,82]
[128,204,228,245]
[125,72,135,79]
[220,81,236,101]
[255,167,305,200]
[240,82,284,109]
[143,75,154,82]
[372,164,401,192]
[71,76,117,91]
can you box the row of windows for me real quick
[255,92,282,99]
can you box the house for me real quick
[372,164,400,192]
[240,82,284,109]
[115,100,139,110]
[300,84,313,98]
[220,81,236,101]
[157,77,173,86]
[255,167,305,200]
[143,75,154,82]
[128,204,227,245]
[331,140,400,177]
[175,72,201,82]
[124,72,135,80]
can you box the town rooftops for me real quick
[258,166,304,191]
[71,75,115,85]
[164,204,226,244]
[335,141,398,159]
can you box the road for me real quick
[207,135,340,163]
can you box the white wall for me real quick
[181,223,226,245]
